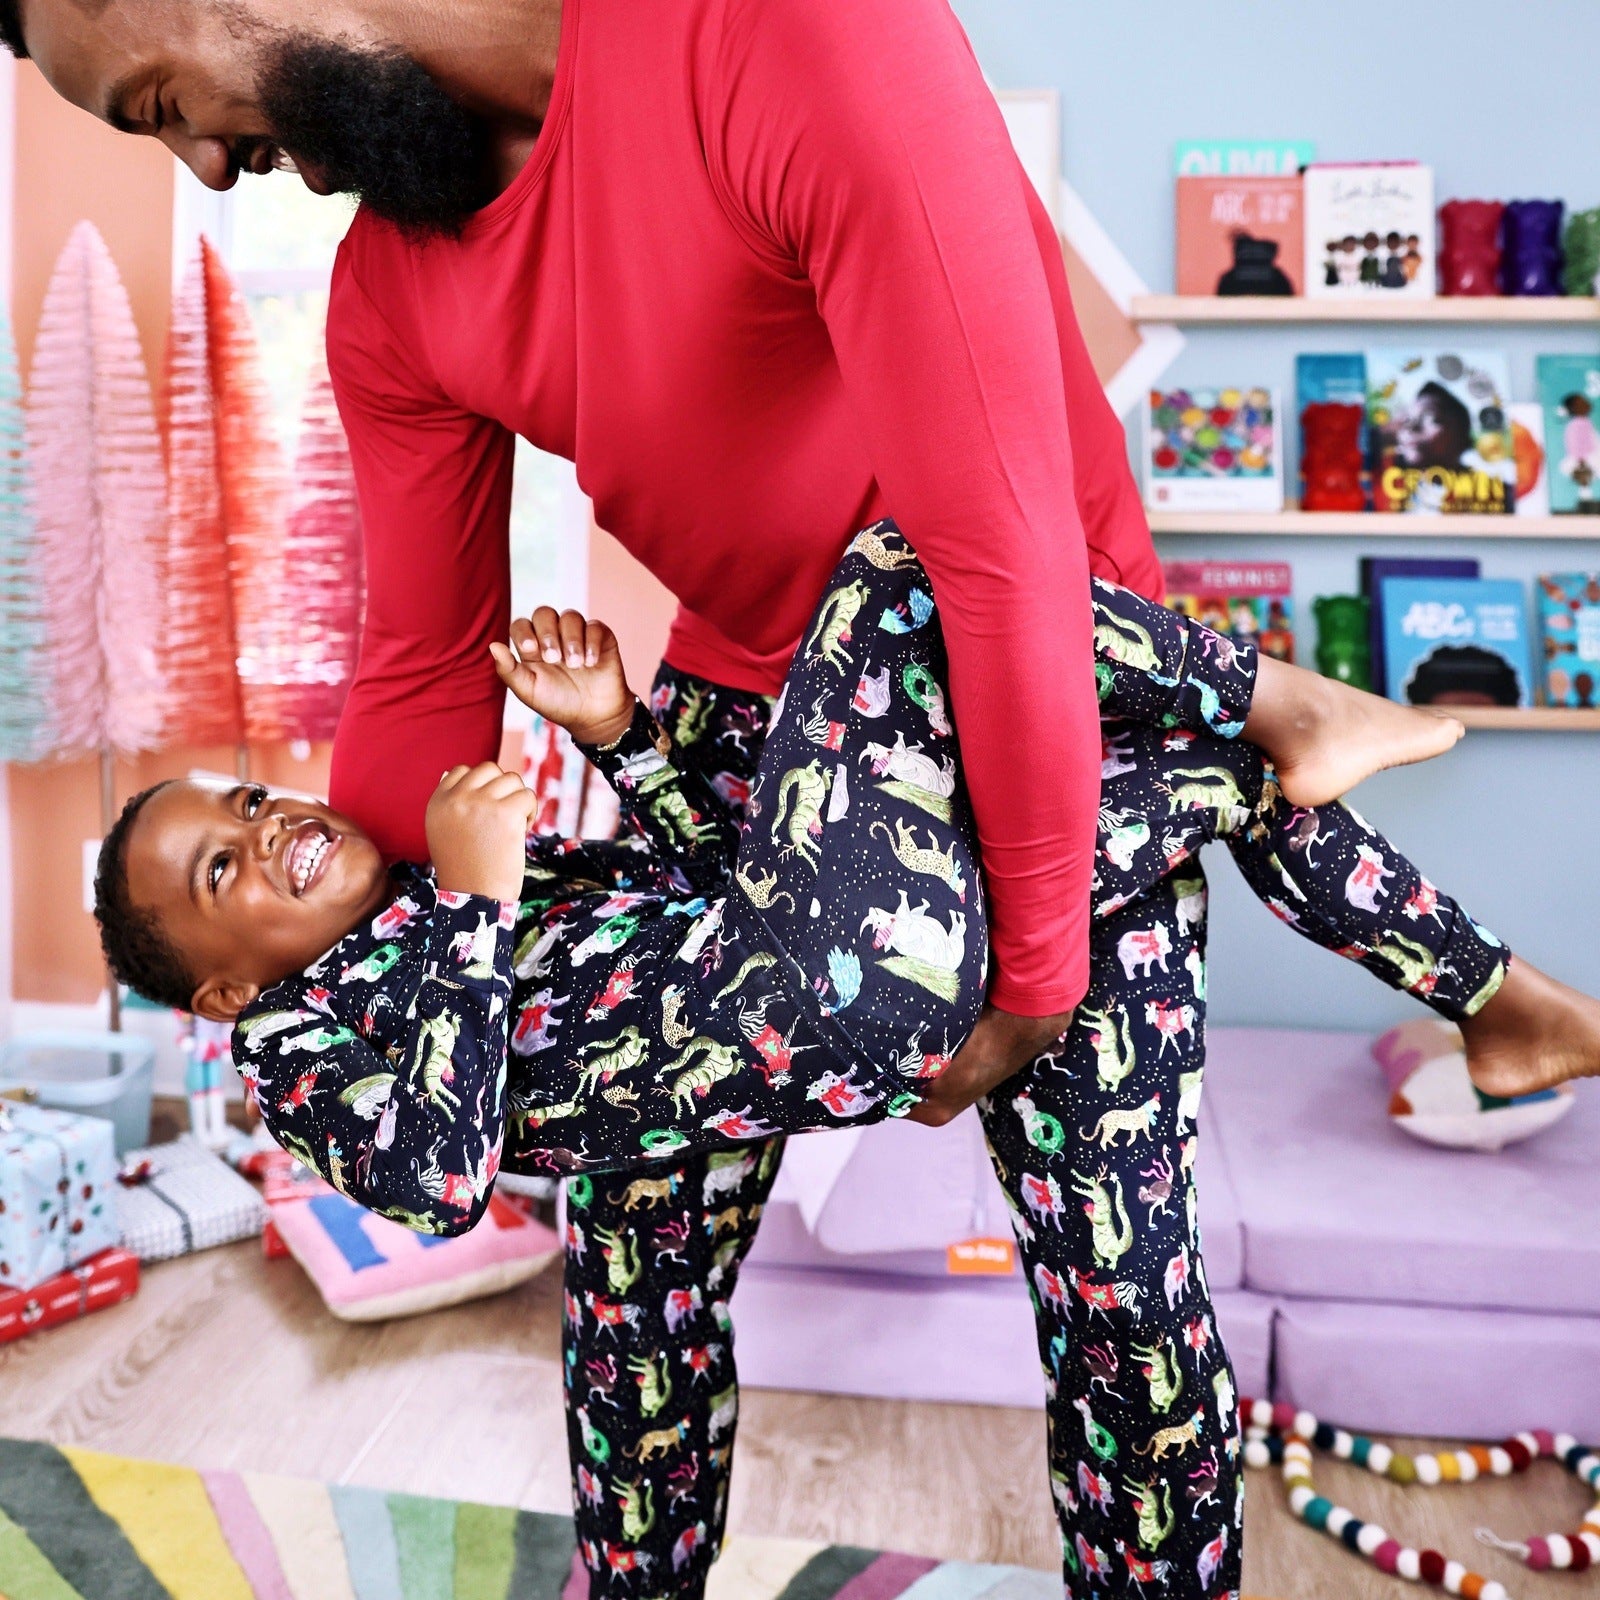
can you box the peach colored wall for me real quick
[6,67,338,1005]
[588,523,676,693]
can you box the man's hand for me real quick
[491,607,634,748]
[906,1003,1074,1127]
[426,763,541,903]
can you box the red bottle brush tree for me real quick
[161,236,296,744]
[26,221,166,757]
[280,358,364,742]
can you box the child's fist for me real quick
[491,607,633,748]
[426,763,539,903]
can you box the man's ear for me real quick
[191,976,260,1024]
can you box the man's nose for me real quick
[164,129,238,192]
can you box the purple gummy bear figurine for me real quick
[1501,199,1566,296]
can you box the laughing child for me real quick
[93,526,1600,1237]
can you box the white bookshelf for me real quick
[1133,295,1600,325]
[1454,707,1600,731]
[1149,508,1600,540]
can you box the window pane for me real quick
[230,171,356,275]
[243,289,330,453]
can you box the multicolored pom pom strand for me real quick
[1241,1398,1600,1600]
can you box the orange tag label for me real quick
[946,1237,1016,1276]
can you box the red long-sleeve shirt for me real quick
[326,0,1160,1016]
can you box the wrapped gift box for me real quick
[0,1104,120,1292]
[0,1247,139,1345]
[114,1136,266,1262]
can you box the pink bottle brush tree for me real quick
[25,221,167,758]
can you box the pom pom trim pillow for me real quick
[1373,1018,1573,1153]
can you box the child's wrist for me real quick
[569,700,636,750]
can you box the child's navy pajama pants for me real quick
[559,525,1508,1599]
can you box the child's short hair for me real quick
[93,781,197,1011]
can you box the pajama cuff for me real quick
[427,891,518,994]
[576,699,675,793]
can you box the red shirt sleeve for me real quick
[707,0,1097,1014]
[1027,193,1166,603]
[326,246,517,862]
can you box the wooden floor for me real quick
[0,1238,1592,1600]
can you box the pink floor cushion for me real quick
[1204,1027,1600,1317]
[271,1190,559,1321]
[1274,1297,1600,1440]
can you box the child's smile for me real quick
[123,780,395,1021]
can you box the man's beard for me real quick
[255,36,496,237]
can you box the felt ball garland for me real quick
[1240,1397,1600,1600]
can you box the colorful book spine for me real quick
[1536,355,1600,515]
[1537,573,1600,707]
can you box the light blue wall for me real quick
[954,0,1600,1030]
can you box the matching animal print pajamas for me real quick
[240,524,1508,1597]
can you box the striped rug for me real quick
[0,1439,1057,1599]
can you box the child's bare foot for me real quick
[1243,654,1464,807]
[1460,959,1600,1099]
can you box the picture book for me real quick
[1303,163,1435,300]
[1176,176,1303,296]
[1380,577,1532,707]
[1360,555,1480,696]
[1164,560,1295,662]
[1296,353,1369,509]
[1536,573,1600,707]
[1365,349,1516,514]
[1509,402,1550,517]
[1174,140,1314,178]
[1144,386,1284,512]
[1536,354,1600,515]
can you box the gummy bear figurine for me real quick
[1438,200,1504,296]
[1563,207,1600,299]
[1313,594,1373,692]
[1501,199,1566,296]
[1300,403,1367,512]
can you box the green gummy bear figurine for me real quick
[1313,594,1373,692]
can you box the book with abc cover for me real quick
[1380,577,1532,707]
[1176,176,1303,296]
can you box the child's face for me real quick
[1395,394,1461,469]
[124,781,393,1021]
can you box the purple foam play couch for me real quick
[734,1027,1600,1440]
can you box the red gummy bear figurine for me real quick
[1300,402,1367,512]
[1438,199,1505,296]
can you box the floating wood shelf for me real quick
[1454,707,1600,731]
[1148,508,1600,539]
[1131,295,1600,324]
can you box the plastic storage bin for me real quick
[0,1031,156,1155]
